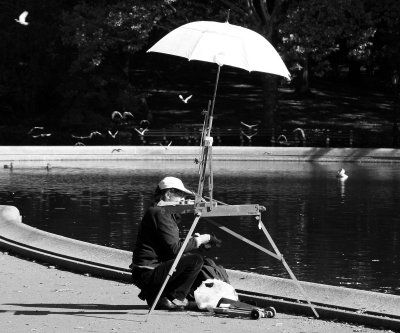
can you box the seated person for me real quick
[131,176,212,310]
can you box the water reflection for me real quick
[0,162,399,295]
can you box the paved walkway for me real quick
[0,252,393,333]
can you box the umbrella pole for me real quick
[198,65,220,203]
[208,65,221,135]
[196,101,211,203]
[196,66,220,202]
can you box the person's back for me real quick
[130,177,213,310]
[132,205,196,268]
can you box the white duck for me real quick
[336,168,348,180]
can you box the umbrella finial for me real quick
[225,9,230,22]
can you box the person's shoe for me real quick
[148,297,186,311]
[156,297,177,310]
[170,298,188,307]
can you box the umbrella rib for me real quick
[241,38,251,72]
[182,26,215,62]
[186,31,205,61]
[185,25,239,64]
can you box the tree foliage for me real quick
[365,0,400,77]
[0,0,400,142]
[61,0,177,72]
[58,0,179,127]
[278,0,375,92]
[0,1,69,122]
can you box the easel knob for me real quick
[204,136,213,146]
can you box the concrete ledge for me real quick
[0,205,132,281]
[1,204,399,327]
[0,146,400,167]
[229,270,400,317]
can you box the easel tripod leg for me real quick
[259,221,319,318]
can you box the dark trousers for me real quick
[132,253,203,303]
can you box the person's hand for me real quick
[193,233,210,248]
[209,234,222,247]
[199,233,222,250]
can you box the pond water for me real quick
[1,161,399,295]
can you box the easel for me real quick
[146,66,319,321]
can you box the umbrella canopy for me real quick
[147,20,290,79]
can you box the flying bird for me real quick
[71,131,103,140]
[112,148,123,153]
[240,121,258,129]
[179,94,192,103]
[276,134,288,145]
[139,119,150,128]
[160,141,172,150]
[240,130,257,140]
[32,133,51,138]
[134,128,148,136]
[15,11,29,26]
[122,111,134,119]
[74,142,85,146]
[108,130,118,139]
[27,126,44,135]
[111,111,134,120]
[72,134,88,140]
[293,127,306,140]
[89,131,103,138]
[111,111,123,119]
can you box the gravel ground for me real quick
[0,251,394,333]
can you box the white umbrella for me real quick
[147,20,291,197]
[147,20,290,79]
[147,20,290,151]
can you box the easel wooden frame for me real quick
[145,67,319,320]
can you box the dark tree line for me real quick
[0,0,399,144]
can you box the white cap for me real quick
[158,176,193,195]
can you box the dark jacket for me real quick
[131,205,198,269]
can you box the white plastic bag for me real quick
[194,278,238,311]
